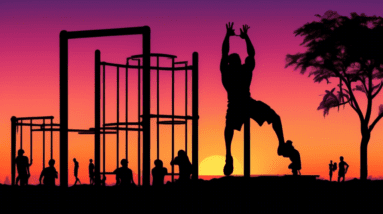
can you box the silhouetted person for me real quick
[73,158,81,185]
[113,159,135,186]
[89,159,95,185]
[220,22,290,176]
[39,159,58,186]
[152,159,168,187]
[171,150,192,182]
[329,161,337,181]
[15,149,32,186]
[286,140,301,176]
[338,156,349,182]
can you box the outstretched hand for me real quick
[226,22,236,36]
[239,24,250,39]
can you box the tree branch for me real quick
[369,113,383,132]
[372,81,383,99]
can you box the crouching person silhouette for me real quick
[113,159,135,187]
[286,140,301,176]
[171,150,192,183]
[39,159,58,186]
[152,159,168,187]
[220,22,291,176]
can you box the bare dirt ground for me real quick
[1,176,382,213]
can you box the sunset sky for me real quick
[1,0,383,185]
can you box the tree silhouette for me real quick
[285,10,383,181]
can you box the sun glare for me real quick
[199,155,244,176]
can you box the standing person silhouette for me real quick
[329,160,337,181]
[73,158,81,185]
[338,156,349,182]
[89,159,95,185]
[113,159,135,186]
[39,159,58,186]
[171,150,192,182]
[220,22,291,176]
[15,149,32,186]
[152,159,168,187]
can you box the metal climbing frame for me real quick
[95,51,199,186]
[60,26,198,187]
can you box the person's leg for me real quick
[224,125,235,176]
[338,176,340,182]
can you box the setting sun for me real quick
[200,155,244,176]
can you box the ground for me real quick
[1,176,382,213]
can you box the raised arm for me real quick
[240,25,255,57]
[221,22,235,72]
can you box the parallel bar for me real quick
[117,66,120,170]
[78,131,117,134]
[66,26,150,39]
[129,53,176,59]
[11,117,17,186]
[192,52,199,181]
[172,58,175,183]
[13,123,59,127]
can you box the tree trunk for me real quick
[360,129,370,181]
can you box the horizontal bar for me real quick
[66,26,150,39]
[101,172,116,175]
[16,116,54,120]
[104,122,141,126]
[128,53,177,59]
[78,131,117,135]
[100,62,193,71]
[158,121,186,125]
[142,114,197,120]
[174,61,188,64]
[92,127,143,131]
[32,128,89,132]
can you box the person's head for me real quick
[228,53,241,68]
[330,160,333,164]
[73,158,76,162]
[18,149,25,156]
[121,159,128,167]
[154,159,163,168]
[340,156,344,161]
[90,159,93,163]
[48,159,55,167]
[178,150,186,157]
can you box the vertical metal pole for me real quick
[103,64,106,179]
[157,56,160,160]
[126,60,129,160]
[117,66,120,169]
[138,59,141,186]
[30,119,33,162]
[11,116,17,186]
[142,27,151,186]
[185,63,188,154]
[20,122,23,150]
[244,117,250,178]
[43,119,45,169]
[51,118,53,160]
[59,30,69,187]
[192,52,199,181]
[171,58,175,183]
[95,49,101,186]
